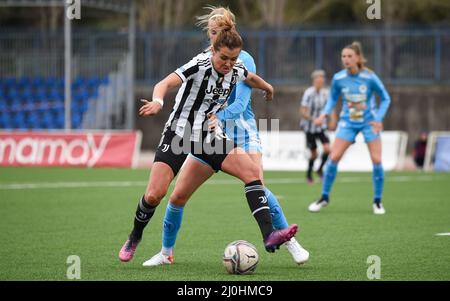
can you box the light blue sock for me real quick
[161,203,184,255]
[373,164,384,204]
[321,160,338,200]
[265,187,289,230]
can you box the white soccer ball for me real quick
[223,240,259,275]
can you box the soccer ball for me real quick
[223,240,259,275]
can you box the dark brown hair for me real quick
[213,28,243,51]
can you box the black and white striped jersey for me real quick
[300,86,329,133]
[165,51,248,142]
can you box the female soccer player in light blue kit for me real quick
[143,7,309,267]
[308,42,391,215]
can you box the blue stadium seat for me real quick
[0,100,7,113]
[37,99,51,113]
[51,103,64,115]
[21,87,33,100]
[46,77,58,89]
[35,87,47,101]
[18,77,31,89]
[0,112,12,128]
[27,111,41,129]
[5,78,17,89]
[78,99,89,114]
[101,76,109,85]
[1,75,103,129]
[32,77,45,89]
[8,88,19,100]
[10,99,22,112]
[72,76,86,90]
[57,77,64,89]
[40,111,54,129]
[12,112,26,129]
[23,97,35,111]
[48,88,62,101]
[55,110,65,129]
[89,89,99,99]
[71,112,82,129]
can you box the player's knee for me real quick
[244,162,261,183]
[144,188,167,206]
[169,192,189,207]
[372,157,382,165]
[329,153,341,162]
[310,149,318,160]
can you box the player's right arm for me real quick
[139,55,199,117]
[299,89,313,121]
[314,76,340,126]
[139,73,182,117]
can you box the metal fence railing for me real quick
[0,28,449,85]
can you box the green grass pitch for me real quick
[1,167,449,281]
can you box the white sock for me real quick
[161,246,173,256]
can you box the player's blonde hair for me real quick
[344,41,368,71]
[196,6,236,34]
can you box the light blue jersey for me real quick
[216,50,262,152]
[323,69,391,143]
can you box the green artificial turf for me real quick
[0,167,449,280]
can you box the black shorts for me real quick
[154,129,237,174]
[191,132,237,172]
[153,129,188,176]
[306,131,330,150]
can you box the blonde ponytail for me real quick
[195,6,236,32]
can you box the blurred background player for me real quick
[143,6,308,267]
[308,41,391,215]
[413,131,428,169]
[300,70,334,184]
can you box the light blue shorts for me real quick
[224,117,263,153]
[335,120,380,143]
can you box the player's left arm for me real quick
[314,77,339,126]
[372,74,391,122]
[370,73,391,134]
[244,72,274,102]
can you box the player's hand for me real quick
[207,113,219,132]
[370,121,383,135]
[314,114,326,126]
[263,84,274,102]
[139,99,162,117]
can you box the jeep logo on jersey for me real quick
[205,85,231,97]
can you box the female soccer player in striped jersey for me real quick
[308,42,391,215]
[143,6,309,267]
[121,20,298,264]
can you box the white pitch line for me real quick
[0,175,443,190]
[435,233,450,236]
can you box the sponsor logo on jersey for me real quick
[205,85,231,97]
